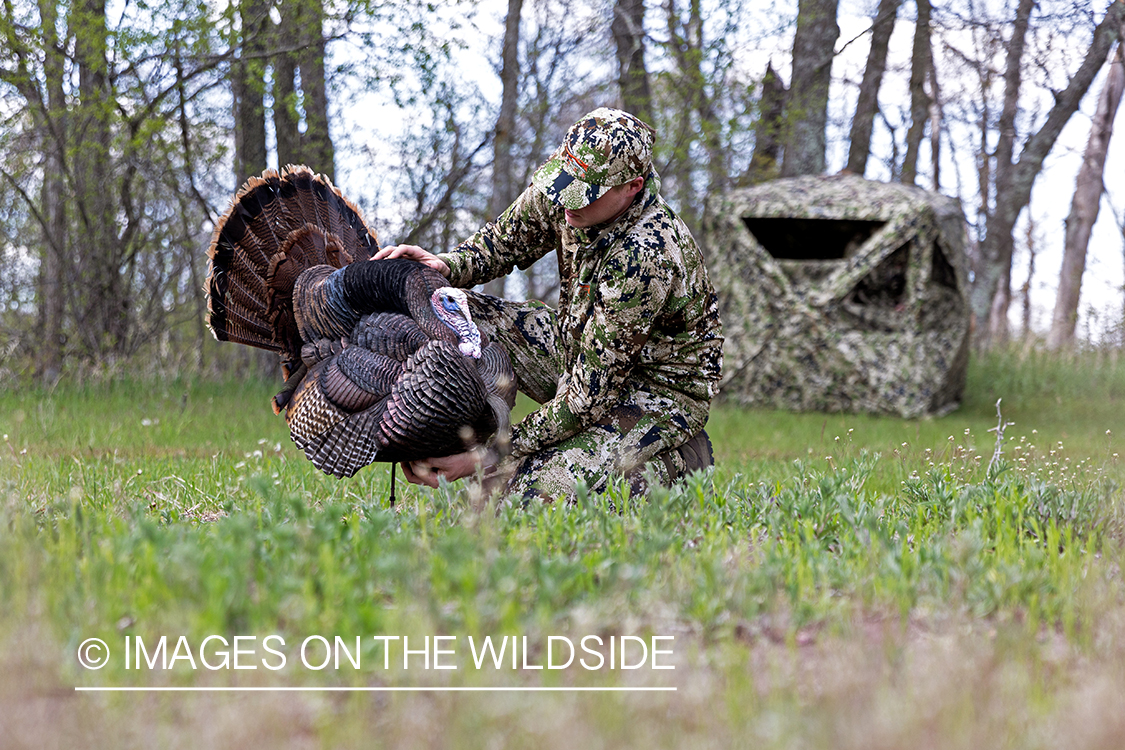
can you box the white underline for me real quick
[75,686,676,692]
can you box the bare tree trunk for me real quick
[988,261,1012,345]
[234,0,276,377]
[612,0,653,124]
[900,0,932,185]
[233,0,269,185]
[1019,217,1036,339]
[780,0,839,177]
[270,0,333,179]
[666,0,726,197]
[691,0,725,195]
[981,0,1035,344]
[273,37,300,168]
[74,0,128,357]
[740,62,787,186]
[929,63,942,191]
[972,0,1125,345]
[845,0,900,176]
[659,1,698,226]
[37,0,66,381]
[1120,208,1125,347]
[492,0,522,222]
[173,41,211,374]
[483,0,523,297]
[296,0,334,180]
[1048,45,1125,350]
[974,73,992,242]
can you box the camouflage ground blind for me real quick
[704,174,970,418]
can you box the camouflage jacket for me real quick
[437,172,724,459]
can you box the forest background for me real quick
[1,0,1125,385]
[4,2,1125,743]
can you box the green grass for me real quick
[1,349,1124,748]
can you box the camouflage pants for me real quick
[465,292,709,501]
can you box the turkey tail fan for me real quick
[206,165,380,368]
[275,165,378,263]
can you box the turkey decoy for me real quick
[206,165,516,483]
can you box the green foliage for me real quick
[1,354,1122,678]
[966,346,1125,404]
[1,351,1123,747]
[4,446,1114,669]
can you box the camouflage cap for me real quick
[531,108,656,210]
